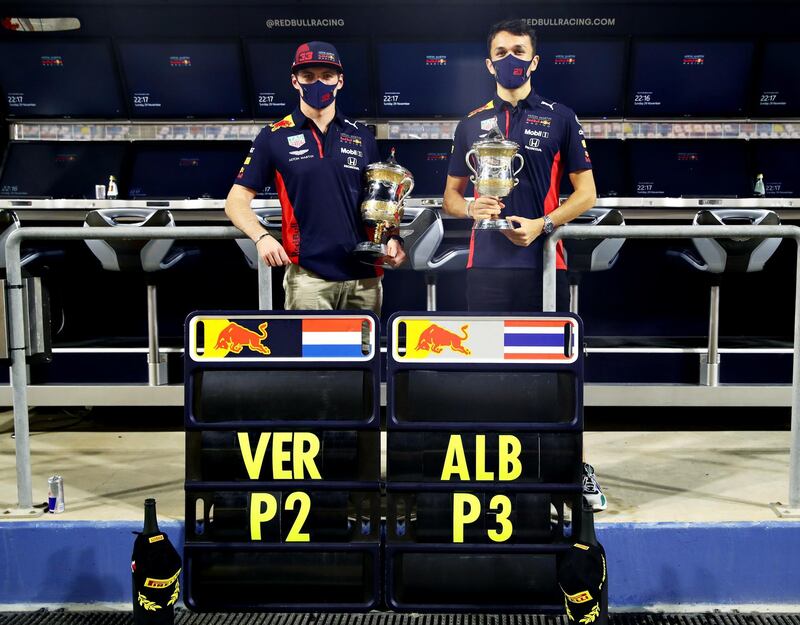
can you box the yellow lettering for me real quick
[284,492,311,542]
[487,494,513,542]
[293,433,322,479]
[475,434,494,481]
[271,432,292,479]
[441,435,470,480]
[452,493,481,543]
[249,493,278,540]
[498,435,522,481]
[238,432,271,480]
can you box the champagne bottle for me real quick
[132,498,181,625]
[557,505,608,625]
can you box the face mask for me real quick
[492,54,533,90]
[299,80,337,109]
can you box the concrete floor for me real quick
[0,411,794,523]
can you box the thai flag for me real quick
[301,318,365,358]
[503,319,573,360]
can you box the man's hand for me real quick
[502,216,545,247]
[471,196,505,220]
[382,237,406,268]
[256,234,291,266]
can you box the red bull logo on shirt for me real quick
[271,114,296,132]
[526,114,552,126]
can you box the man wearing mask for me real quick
[443,20,604,511]
[226,41,405,314]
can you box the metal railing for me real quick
[4,224,800,515]
[4,226,245,513]
[544,224,800,512]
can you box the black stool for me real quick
[400,207,468,311]
[563,208,626,314]
[83,209,188,385]
[675,209,782,386]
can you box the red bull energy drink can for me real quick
[48,475,64,513]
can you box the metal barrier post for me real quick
[3,226,240,513]
[256,254,273,310]
[546,224,800,516]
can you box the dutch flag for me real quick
[301,318,365,358]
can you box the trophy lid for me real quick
[472,136,520,151]
[472,120,519,151]
[366,147,413,179]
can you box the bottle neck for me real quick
[578,505,598,546]
[143,498,159,534]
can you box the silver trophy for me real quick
[465,125,524,230]
[354,148,414,258]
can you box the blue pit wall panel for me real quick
[1,521,799,607]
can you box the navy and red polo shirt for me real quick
[235,106,381,281]
[448,91,592,270]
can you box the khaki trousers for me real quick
[283,263,382,315]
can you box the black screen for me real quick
[377,42,495,117]
[629,140,751,198]
[533,40,626,118]
[752,140,800,197]
[0,40,124,118]
[560,140,627,197]
[127,142,249,199]
[754,41,800,117]
[246,40,373,117]
[378,140,453,197]
[118,41,248,118]
[0,142,127,198]
[628,41,754,117]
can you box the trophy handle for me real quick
[466,149,479,179]
[398,176,414,203]
[512,153,525,176]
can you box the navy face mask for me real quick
[299,80,338,109]
[492,54,533,90]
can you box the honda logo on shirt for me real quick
[347,156,357,167]
[526,137,542,152]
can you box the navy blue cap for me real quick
[291,41,343,72]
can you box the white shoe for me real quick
[582,463,607,512]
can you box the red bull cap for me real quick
[291,41,343,72]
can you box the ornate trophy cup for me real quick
[354,148,414,258]
[466,129,524,230]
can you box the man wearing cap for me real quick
[443,20,605,512]
[226,41,405,314]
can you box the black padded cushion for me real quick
[85,209,172,272]
[695,210,780,273]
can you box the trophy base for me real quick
[473,218,514,231]
[354,241,387,263]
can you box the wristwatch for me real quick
[542,214,556,235]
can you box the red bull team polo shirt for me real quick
[448,92,592,271]
[235,107,381,281]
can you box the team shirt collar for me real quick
[291,106,348,131]
[491,88,540,112]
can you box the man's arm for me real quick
[443,175,504,220]
[503,169,596,247]
[225,183,290,266]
